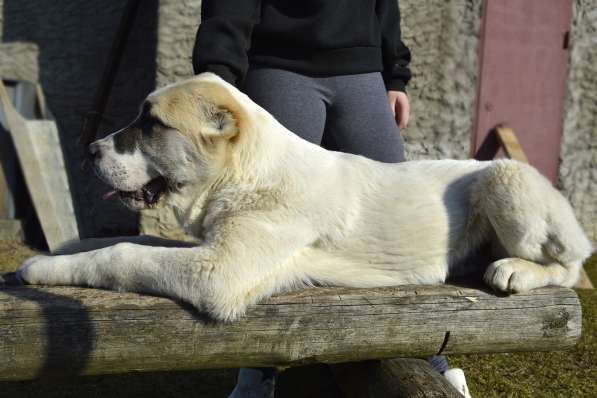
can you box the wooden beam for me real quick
[0,284,581,381]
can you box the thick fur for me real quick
[17,73,593,321]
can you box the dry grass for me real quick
[0,240,38,273]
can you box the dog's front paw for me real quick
[17,255,53,285]
[17,255,75,286]
[484,258,545,293]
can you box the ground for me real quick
[0,240,595,397]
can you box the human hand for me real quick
[387,90,410,130]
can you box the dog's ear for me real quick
[202,106,238,139]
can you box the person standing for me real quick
[193,0,411,161]
[192,1,470,397]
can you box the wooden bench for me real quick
[0,283,581,396]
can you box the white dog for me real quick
[17,73,593,321]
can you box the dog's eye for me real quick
[136,115,168,138]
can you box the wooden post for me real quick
[0,284,581,381]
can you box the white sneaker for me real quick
[443,368,472,398]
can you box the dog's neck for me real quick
[168,105,331,238]
[232,108,329,185]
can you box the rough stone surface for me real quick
[400,0,482,161]
[155,0,201,87]
[0,42,39,83]
[560,0,597,243]
[0,0,594,242]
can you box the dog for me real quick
[17,72,593,321]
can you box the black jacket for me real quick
[193,0,412,92]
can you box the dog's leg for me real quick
[475,160,592,292]
[17,243,203,296]
[483,257,582,293]
[52,235,198,255]
[17,214,315,321]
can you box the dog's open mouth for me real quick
[104,176,168,206]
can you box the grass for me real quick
[0,240,595,397]
[449,252,597,397]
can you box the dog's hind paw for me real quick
[483,258,546,293]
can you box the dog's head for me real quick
[89,73,259,211]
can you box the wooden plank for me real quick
[0,284,581,381]
[0,81,78,250]
[575,270,595,290]
[496,126,529,163]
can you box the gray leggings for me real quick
[243,68,405,163]
[230,71,414,398]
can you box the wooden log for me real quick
[0,284,581,381]
[332,359,463,398]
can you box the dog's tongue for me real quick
[143,177,167,204]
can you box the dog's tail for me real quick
[472,159,593,287]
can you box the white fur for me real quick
[18,73,594,321]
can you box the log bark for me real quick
[0,284,581,381]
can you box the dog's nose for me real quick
[88,141,102,161]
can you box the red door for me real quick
[472,0,572,183]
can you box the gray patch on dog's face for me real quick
[90,102,203,210]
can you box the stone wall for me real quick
[560,0,597,243]
[0,0,594,242]
[400,0,483,160]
